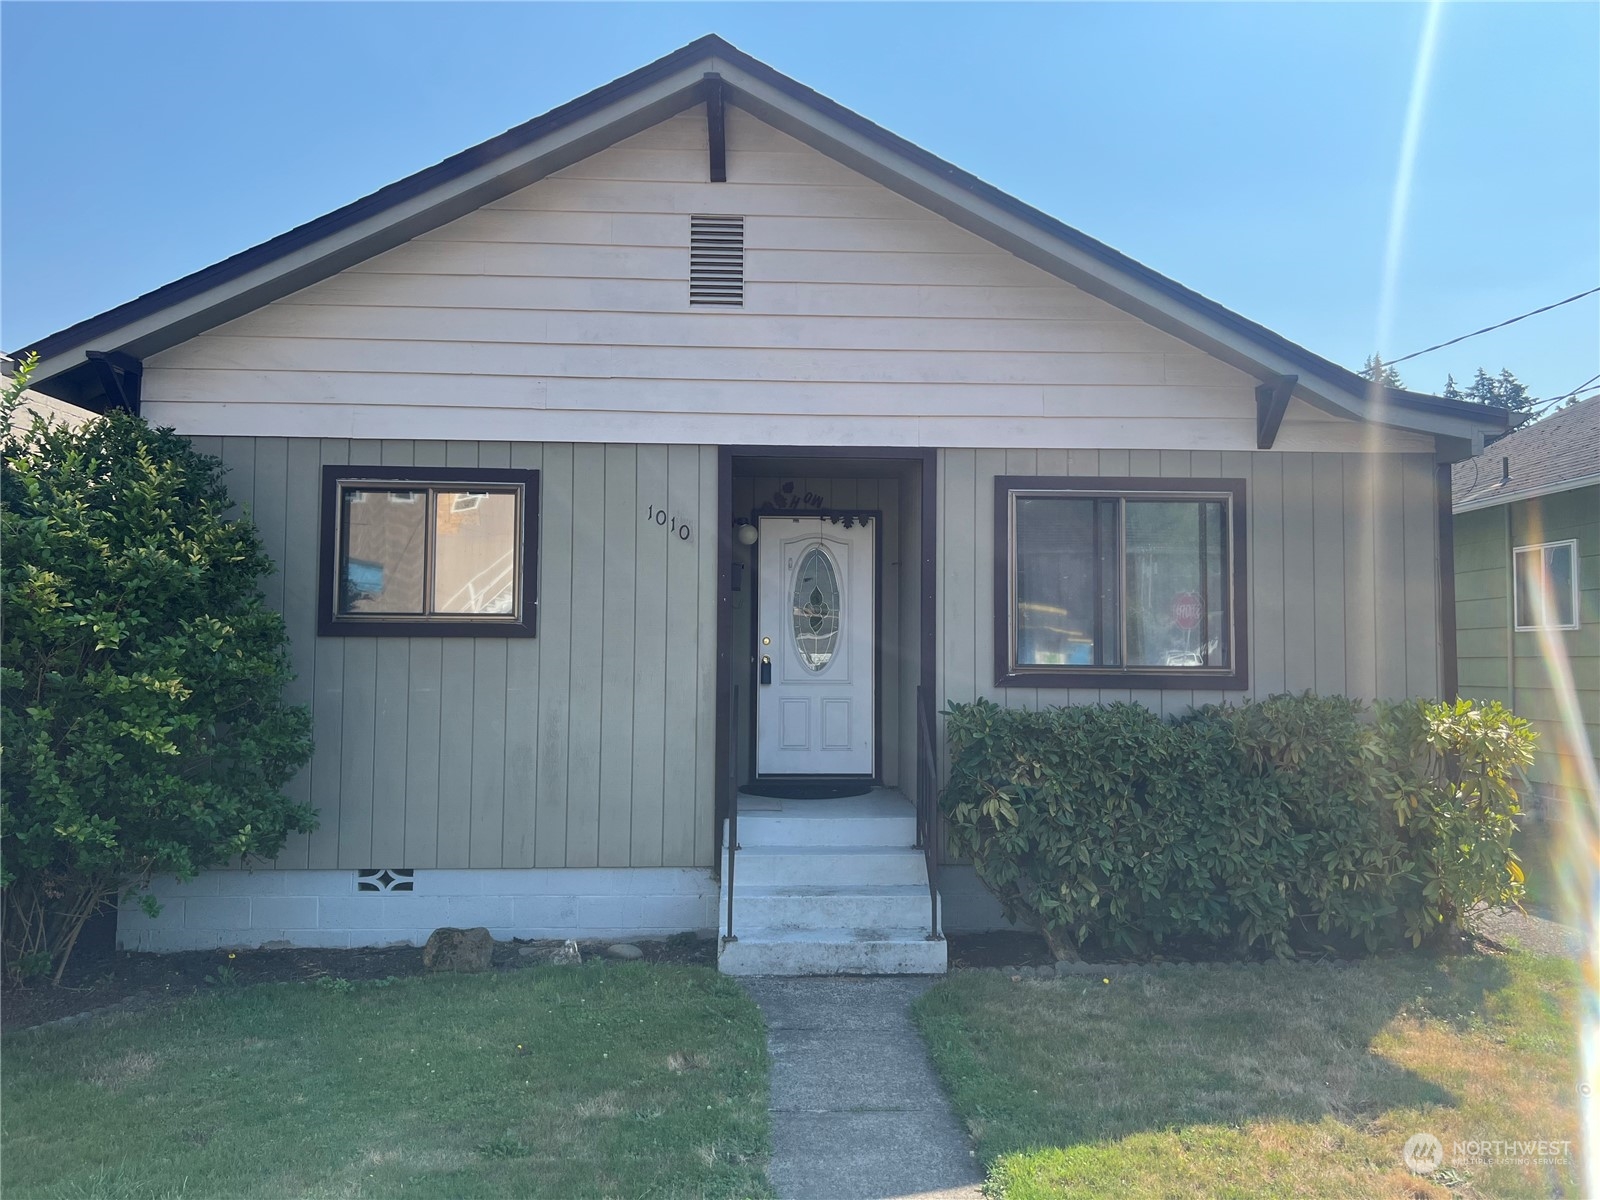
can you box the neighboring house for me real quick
[1453,396,1599,820]
[16,37,1512,974]
[2,356,95,430]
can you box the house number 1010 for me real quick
[645,505,693,541]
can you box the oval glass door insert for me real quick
[792,546,842,671]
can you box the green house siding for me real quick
[1453,483,1600,810]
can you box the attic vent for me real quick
[690,215,744,307]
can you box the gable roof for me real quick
[14,34,1511,450]
[1452,394,1600,512]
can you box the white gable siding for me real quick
[143,107,1429,454]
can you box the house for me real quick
[2,356,94,430]
[1452,395,1599,822]
[16,36,1513,974]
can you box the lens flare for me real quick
[1516,507,1599,1195]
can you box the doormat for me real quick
[739,781,875,800]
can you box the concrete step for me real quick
[722,845,929,887]
[730,789,918,849]
[730,813,915,849]
[717,927,948,976]
[722,883,936,932]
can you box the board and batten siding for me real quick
[1454,485,1600,805]
[141,105,1431,456]
[192,435,719,873]
[938,448,1448,711]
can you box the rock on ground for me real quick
[422,927,494,973]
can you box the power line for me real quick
[1527,373,1600,413]
[1386,286,1600,367]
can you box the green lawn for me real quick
[2,964,771,1199]
[915,953,1582,1199]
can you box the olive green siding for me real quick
[195,436,720,872]
[939,448,1448,712]
[1454,484,1600,807]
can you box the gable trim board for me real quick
[18,35,1508,456]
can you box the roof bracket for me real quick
[1255,374,1297,449]
[86,350,143,416]
[704,72,727,183]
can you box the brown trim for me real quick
[715,446,938,857]
[317,464,539,639]
[713,447,735,872]
[992,475,1249,690]
[1435,462,1458,701]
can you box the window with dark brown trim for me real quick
[318,466,539,638]
[994,476,1248,689]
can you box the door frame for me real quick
[749,506,883,781]
[715,447,937,857]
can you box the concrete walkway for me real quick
[740,976,985,1200]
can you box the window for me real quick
[319,466,538,637]
[994,476,1248,688]
[1513,540,1579,631]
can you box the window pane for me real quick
[792,545,842,671]
[1014,497,1117,667]
[1548,545,1577,626]
[1125,500,1228,668]
[1517,544,1577,628]
[433,491,519,615]
[340,489,427,614]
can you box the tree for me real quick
[1360,354,1405,390]
[1444,367,1535,413]
[2,373,314,982]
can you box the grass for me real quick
[914,952,1582,1199]
[2,964,771,1199]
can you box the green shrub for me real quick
[2,381,314,982]
[942,693,1534,960]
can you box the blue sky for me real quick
[4,2,1596,403]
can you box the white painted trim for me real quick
[116,867,719,951]
[139,401,1437,454]
[1512,539,1582,632]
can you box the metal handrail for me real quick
[724,684,739,944]
[915,685,943,941]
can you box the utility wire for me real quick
[1386,286,1600,367]
[1527,372,1600,412]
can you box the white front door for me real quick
[756,516,875,776]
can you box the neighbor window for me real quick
[1513,540,1579,631]
[994,476,1247,688]
[319,466,539,637]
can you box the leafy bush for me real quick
[2,381,314,982]
[942,693,1534,960]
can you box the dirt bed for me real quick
[2,927,715,1031]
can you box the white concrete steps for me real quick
[724,883,936,930]
[718,927,947,976]
[723,845,929,886]
[717,787,947,977]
